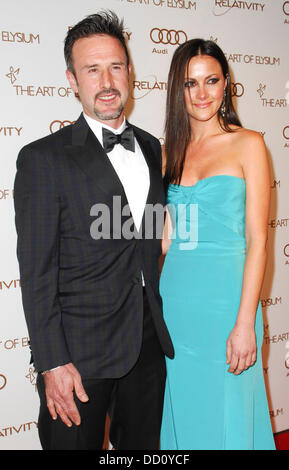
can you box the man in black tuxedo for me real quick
[14,11,174,450]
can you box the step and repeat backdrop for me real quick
[0,0,288,450]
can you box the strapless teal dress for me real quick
[160,175,275,450]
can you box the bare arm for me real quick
[161,146,173,255]
[226,132,270,374]
[162,208,173,255]
[161,144,166,177]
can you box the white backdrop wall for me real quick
[0,0,288,450]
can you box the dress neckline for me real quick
[170,174,245,188]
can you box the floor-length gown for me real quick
[160,175,275,450]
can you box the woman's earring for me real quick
[220,90,226,117]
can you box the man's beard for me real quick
[94,104,124,121]
[93,88,124,121]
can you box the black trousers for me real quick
[37,289,166,450]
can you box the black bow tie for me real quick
[102,125,135,153]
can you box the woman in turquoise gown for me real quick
[160,39,275,450]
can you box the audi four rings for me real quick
[150,28,187,45]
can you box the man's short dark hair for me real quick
[64,10,130,74]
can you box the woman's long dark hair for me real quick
[164,39,242,187]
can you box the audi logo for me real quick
[283,1,289,15]
[231,82,244,97]
[150,28,187,45]
[50,120,75,134]
[0,374,7,390]
[283,126,289,140]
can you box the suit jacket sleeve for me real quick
[14,144,71,372]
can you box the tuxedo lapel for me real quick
[66,114,127,201]
[132,126,163,208]
[132,126,164,238]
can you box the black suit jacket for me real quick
[14,114,174,378]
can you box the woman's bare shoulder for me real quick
[230,126,265,146]
[232,128,268,178]
[228,127,266,162]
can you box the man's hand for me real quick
[43,362,89,427]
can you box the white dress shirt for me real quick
[83,113,150,232]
